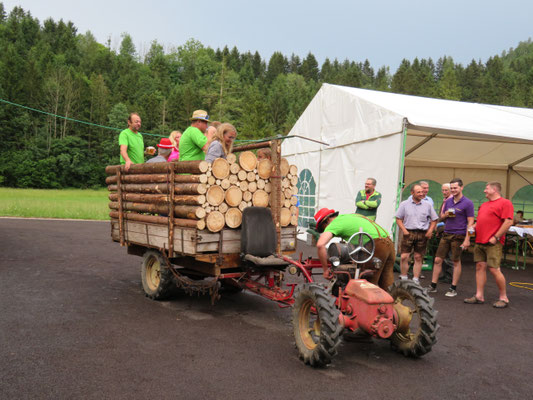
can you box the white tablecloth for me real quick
[508,226,533,238]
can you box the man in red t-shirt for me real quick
[464,182,513,308]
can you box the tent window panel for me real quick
[297,168,317,228]
[512,185,533,220]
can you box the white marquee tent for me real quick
[282,84,533,233]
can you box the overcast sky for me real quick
[3,0,533,70]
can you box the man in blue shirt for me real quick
[396,184,438,283]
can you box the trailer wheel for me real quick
[141,250,174,300]
[389,280,439,357]
[292,284,342,367]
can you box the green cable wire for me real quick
[0,97,296,143]
[0,98,166,138]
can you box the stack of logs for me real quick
[105,151,299,233]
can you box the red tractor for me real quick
[287,230,439,367]
[122,206,438,368]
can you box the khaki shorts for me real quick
[400,230,428,255]
[435,233,465,261]
[473,243,503,269]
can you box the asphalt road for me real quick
[1,218,532,400]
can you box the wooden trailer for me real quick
[107,140,299,299]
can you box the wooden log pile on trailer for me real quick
[106,140,299,261]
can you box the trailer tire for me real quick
[389,280,439,357]
[141,250,174,300]
[292,283,342,367]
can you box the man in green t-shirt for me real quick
[119,112,144,171]
[179,110,214,161]
[314,208,395,291]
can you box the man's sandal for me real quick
[464,296,484,304]
[493,300,509,308]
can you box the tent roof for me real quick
[335,85,533,141]
[328,85,533,169]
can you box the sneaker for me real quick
[426,285,437,293]
[445,289,458,297]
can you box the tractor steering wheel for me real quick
[346,231,375,264]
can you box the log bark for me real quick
[174,205,206,220]
[109,201,206,218]
[233,141,272,152]
[111,213,205,229]
[105,173,207,185]
[109,193,169,203]
[110,211,166,225]
[106,160,208,175]
[108,183,207,195]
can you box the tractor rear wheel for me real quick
[389,280,439,357]
[141,250,174,300]
[292,283,342,367]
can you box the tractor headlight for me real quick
[329,257,340,267]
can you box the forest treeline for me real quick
[1,3,533,188]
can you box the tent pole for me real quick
[392,119,409,244]
[506,167,511,199]
[505,153,533,199]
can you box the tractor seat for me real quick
[241,207,289,268]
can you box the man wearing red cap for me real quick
[146,138,173,163]
[314,208,395,291]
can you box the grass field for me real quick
[0,188,109,220]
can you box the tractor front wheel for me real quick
[292,284,342,367]
[389,280,439,357]
[141,250,174,300]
